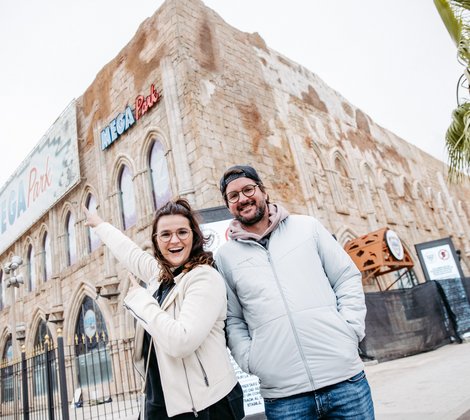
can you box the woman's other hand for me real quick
[83,205,104,228]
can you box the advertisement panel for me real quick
[0,102,80,254]
[415,237,464,281]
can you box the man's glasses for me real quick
[225,184,259,203]
[155,228,191,242]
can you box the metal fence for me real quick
[0,332,140,419]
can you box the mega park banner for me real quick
[0,101,80,254]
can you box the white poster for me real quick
[201,218,265,416]
[420,244,461,280]
[0,102,80,254]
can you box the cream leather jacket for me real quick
[94,223,237,417]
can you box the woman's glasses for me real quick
[225,184,258,203]
[155,228,191,242]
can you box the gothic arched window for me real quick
[85,194,101,253]
[118,165,137,230]
[33,320,56,396]
[74,296,112,387]
[149,140,172,210]
[27,244,36,292]
[42,232,52,282]
[65,212,77,266]
[1,336,13,402]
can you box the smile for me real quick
[238,201,255,211]
[169,247,184,253]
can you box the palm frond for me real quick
[435,0,462,45]
[450,1,470,10]
[435,0,470,64]
[446,102,470,181]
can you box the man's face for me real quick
[225,177,268,226]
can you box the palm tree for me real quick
[434,0,470,181]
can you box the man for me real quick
[215,165,374,420]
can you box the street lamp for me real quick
[4,256,24,288]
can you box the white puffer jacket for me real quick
[215,214,365,399]
[94,223,237,417]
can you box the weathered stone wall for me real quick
[170,0,470,278]
[1,0,470,359]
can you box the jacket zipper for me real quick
[253,241,316,390]
[182,359,198,417]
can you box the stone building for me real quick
[1,0,470,368]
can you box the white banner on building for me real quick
[0,101,80,254]
[201,218,265,416]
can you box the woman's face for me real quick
[155,215,193,267]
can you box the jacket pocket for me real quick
[247,329,257,375]
[195,350,209,386]
[333,310,358,342]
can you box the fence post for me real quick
[57,329,69,420]
[44,335,55,420]
[21,345,30,420]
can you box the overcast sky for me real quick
[0,0,462,187]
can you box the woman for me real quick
[84,198,244,419]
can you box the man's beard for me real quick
[235,200,267,226]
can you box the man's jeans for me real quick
[263,371,375,420]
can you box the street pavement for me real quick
[365,341,470,420]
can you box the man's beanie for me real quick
[219,165,263,195]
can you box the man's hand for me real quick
[83,205,104,228]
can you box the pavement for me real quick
[365,341,470,420]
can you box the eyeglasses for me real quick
[155,228,192,242]
[225,184,259,203]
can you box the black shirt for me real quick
[142,267,182,416]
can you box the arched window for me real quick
[85,194,101,253]
[118,165,137,230]
[42,232,52,282]
[74,296,112,387]
[0,270,3,311]
[1,336,13,402]
[33,320,56,396]
[27,244,36,292]
[65,212,77,266]
[149,140,172,210]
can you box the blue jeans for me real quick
[264,371,375,420]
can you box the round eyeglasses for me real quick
[225,184,259,203]
[155,228,192,242]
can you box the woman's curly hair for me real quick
[151,198,214,285]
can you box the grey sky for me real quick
[0,0,461,187]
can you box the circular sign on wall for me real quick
[386,229,404,261]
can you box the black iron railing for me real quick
[0,331,140,419]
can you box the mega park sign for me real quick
[100,83,162,150]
